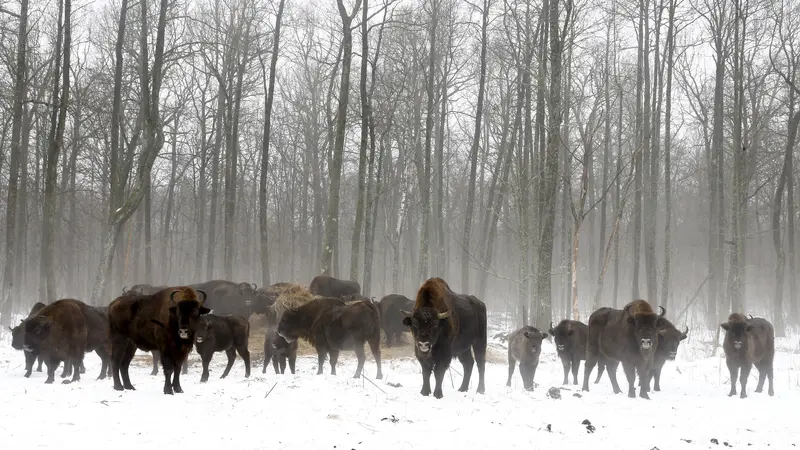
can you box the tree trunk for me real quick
[660,0,676,310]
[350,0,370,282]
[259,0,285,287]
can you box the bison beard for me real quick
[276,297,382,379]
[581,300,667,399]
[108,287,210,395]
[720,313,775,398]
[402,278,487,399]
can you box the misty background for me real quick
[0,0,797,338]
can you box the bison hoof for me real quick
[525,386,534,392]
[150,370,158,376]
[37,367,42,372]
[173,386,183,394]
[728,391,736,397]
[45,379,54,384]
[740,393,747,399]
[755,387,762,393]
[420,388,431,396]
[477,385,485,395]
[433,389,443,399]
[97,375,106,381]
[769,389,774,397]
[639,392,650,400]
[164,387,174,395]
[62,380,72,385]
[24,372,31,378]
[376,373,383,380]
[200,378,208,383]
[124,384,136,390]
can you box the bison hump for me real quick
[414,277,452,312]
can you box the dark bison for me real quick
[308,274,360,298]
[262,329,297,374]
[277,296,382,379]
[14,299,93,384]
[108,286,209,394]
[9,302,47,377]
[506,326,547,390]
[120,284,166,375]
[401,277,487,399]
[721,313,775,398]
[549,319,588,385]
[249,282,292,316]
[190,279,271,319]
[194,314,251,382]
[378,294,414,347]
[582,299,667,399]
[594,319,688,392]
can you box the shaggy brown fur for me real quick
[18,299,88,384]
[268,283,315,326]
[308,275,361,298]
[413,277,459,336]
[108,286,209,395]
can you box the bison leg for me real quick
[263,336,273,374]
[288,354,296,374]
[594,362,604,384]
[150,351,160,376]
[604,361,623,394]
[456,351,474,393]
[726,360,739,397]
[520,363,536,391]
[273,354,281,374]
[652,365,663,392]
[315,348,327,375]
[278,355,286,374]
[420,361,433,396]
[181,360,189,375]
[621,362,639,399]
[119,341,137,390]
[559,357,569,385]
[506,356,517,387]
[200,352,212,383]
[384,330,393,348]
[172,361,184,394]
[24,351,36,378]
[353,344,366,379]
[474,345,486,395]
[79,360,86,374]
[571,357,581,385]
[237,345,251,378]
[36,355,44,372]
[60,358,72,379]
[221,348,237,379]
[161,356,176,395]
[432,362,449,399]
[367,334,383,380]
[738,364,751,399]
[44,358,58,384]
[63,356,83,384]
[328,349,340,376]
[95,346,110,380]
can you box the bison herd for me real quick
[6,275,777,402]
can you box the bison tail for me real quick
[364,298,381,338]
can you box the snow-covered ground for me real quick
[1,320,799,449]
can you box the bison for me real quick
[549,319,588,385]
[506,326,547,390]
[401,277,487,399]
[277,296,382,379]
[582,299,667,399]
[14,299,92,384]
[9,302,47,377]
[108,286,209,395]
[194,314,251,382]
[308,274,360,298]
[262,329,297,374]
[721,313,775,398]
[378,294,414,347]
[190,279,272,319]
[120,284,167,375]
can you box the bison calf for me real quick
[9,302,47,378]
[194,314,251,382]
[506,326,547,390]
[263,329,297,374]
[721,313,775,398]
[549,320,588,385]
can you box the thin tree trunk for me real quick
[660,0,676,309]
[350,0,370,282]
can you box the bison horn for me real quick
[122,286,128,293]
[658,306,666,317]
[169,290,180,305]
[550,321,554,330]
[197,289,208,304]
[683,326,689,335]
[437,310,450,319]
[400,310,413,318]
[252,283,258,290]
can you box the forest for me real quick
[0,0,797,336]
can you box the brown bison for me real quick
[277,296,382,379]
[9,302,47,377]
[378,294,414,347]
[14,299,93,384]
[506,326,547,390]
[308,274,360,298]
[721,313,775,398]
[190,279,269,318]
[194,314,251,382]
[582,300,667,399]
[108,286,209,395]
[401,277,487,399]
[121,284,166,375]
[263,329,297,374]
[549,319,588,385]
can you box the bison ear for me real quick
[720,322,730,331]
[402,317,412,328]
[400,309,413,318]
[657,328,667,336]
[745,325,755,333]
[168,306,177,315]
[199,307,211,315]
[541,332,548,339]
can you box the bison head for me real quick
[9,322,25,350]
[401,308,450,355]
[20,316,53,353]
[550,322,575,353]
[720,320,752,350]
[522,328,548,354]
[627,313,665,355]
[276,308,307,344]
[271,331,291,350]
[659,325,688,360]
[194,316,214,345]
[168,289,210,340]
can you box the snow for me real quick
[1,321,799,449]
